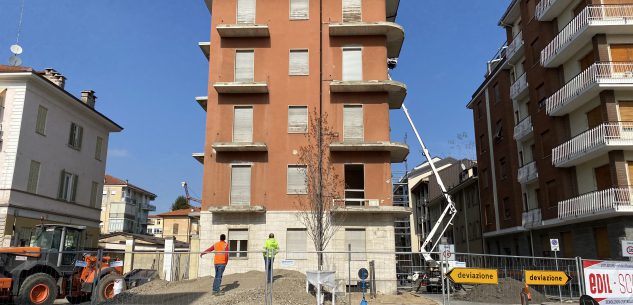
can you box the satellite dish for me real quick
[10,44,23,55]
[8,55,22,67]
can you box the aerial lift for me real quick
[181,182,202,205]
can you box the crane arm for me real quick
[181,182,203,204]
[401,104,457,262]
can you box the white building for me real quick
[100,175,157,235]
[0,65,122,247]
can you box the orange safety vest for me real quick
[213,241,229,265]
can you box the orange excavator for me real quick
[0,224,126,305]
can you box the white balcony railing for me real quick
[559,187,633,219]
[535,0,559,20]
[506,31,524,61]
[552,122,633,167]
[546,62,633,116]
[513,115,533,141]
[510,73,528,100]
[522,208,542,228]
[517,161,538,184]
[541,5,633,66]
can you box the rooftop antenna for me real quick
[8,0,26,67]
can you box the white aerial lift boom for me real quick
[401,104,458,263]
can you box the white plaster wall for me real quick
[575,154,609,194]
[568,96,600,137]
[556,0,584,32]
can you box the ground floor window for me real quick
[345,228,366,261]
[286,229,307,259]
[229,229,248,258]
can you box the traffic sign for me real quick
[525,270,571,286]
[438,244,455,261]
[622,240,633,258]
[446,267,498,285]
[550,239,560,252]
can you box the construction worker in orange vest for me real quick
[201,234,229,295]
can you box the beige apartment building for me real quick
[155,207,200,243]
[100,175,156,235]
[197,0,408,293]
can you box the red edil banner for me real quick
[584,260,633,304]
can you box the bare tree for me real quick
[294,109,344,269]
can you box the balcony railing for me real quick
[513,115,533,141]
[517,161,538,184]
[510,73,528,100]
[541,5,633,67]
[552,122,633,167]
[559,186,633,219]
[546,62,633,116]
[536,0,559,20]
[522,208,542,228]
[506,31,524,63]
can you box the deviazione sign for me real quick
[583,260,633,304]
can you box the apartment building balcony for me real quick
[558,186,633,221]
[199,42,210,60]
[192,152,204,164]
[212,142,268,152]
[518,161,538,185]
[214,82,269,94]
[510,73,529,101]
[541,5,633,68]
[142,203,157,211]
[209,205,266,214]
[329,22,404,58]
[216,24,270,38]
[522,208,542,228]
[332,198,411,216]
[195,96,207,111]
[552,122,633,167]
[330,141,409,163]
[505,31,524,64]
[513,115,533,141]
[546,62,633,116]
[329,80,407,109]
[535,0,568,21]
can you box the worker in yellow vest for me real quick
[201,234,229,295]
[263,233,279,283]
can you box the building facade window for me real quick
[237,0,256,24]
[289,49,309,75]
[58,170,78,202]
[343,105,363,142]
[288,106,308,133]
[346,229,366,260]
[235,50,255,82]
[36,106,47,135]
[229,229,249,258]
[503,197,511,219]
[230,164,252,205]
[342,47,363,81]
[499,158,508,180]
[286,229,307,259]
[90,181,99,207]
[95,137,103,161]
[493,83,500,104]
[546,180,558,208]
[27,160,40,193]
[290,0,309,20]
[342,0,362,22]
[68,123,83,150]
[233,106,253,142]
[287,165,308,194]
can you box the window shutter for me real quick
[90,182,99,207]
[342,48,362,81]
[230,165,251,205]
[77,126,84,149]
[58,170,66,199]
[290,0,309,19]
[229,229,249,240]
[237,0,256,24]
[71,174,79,202]
[289,50,309,75]
[287,165,307,194]
[27,160,40,193]
[68,124,76,146]
[343,105,364,142]
[287,229,307,259]
[288,106,308,133]
[343,0,362,22]
[233,106,253,142]
[95,137,103,160]
[345,229,366,260]
[36,106,47,134]
[235,50,255,82]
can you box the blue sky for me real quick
[0,0,510,213]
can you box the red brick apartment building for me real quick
[195,0,408,292]
[468,0,633,259]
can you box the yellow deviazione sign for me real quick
[446,268,498,285]
[524,270,571,286]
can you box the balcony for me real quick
[192,152,204,164]
[329,80,407,109]
[216,24,270,38]
[546,62,633,116]
[505,31,524,64]
[212,142,268,152]
[522,209,542,228]
[142,203,156,211]
[558,187,633,221]
[214,82,269,94]
[330,141,409,163]
[199,42,210,60]
[513,115,533,141]
[552,122,633,167]
[517,161,538,185]
[332,198,411,216]
[510,73,529,101]
[535,0,567,21]
[329,22,404,58]
[195,96,207,111]
[541,5,633,68]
